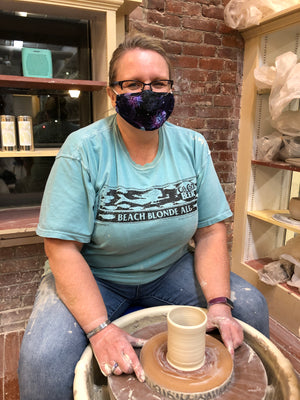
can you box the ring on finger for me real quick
[111,361,118,374]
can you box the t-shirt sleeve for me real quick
[36,154,96,242]
[195,139,232,227]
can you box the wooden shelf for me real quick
[246,258,300,298]
[247,209,300,233]
[0,206,39,235]
[237,260,300,336]
[0,148,59,157]
[0,74,106,91]
[252,159,300,172]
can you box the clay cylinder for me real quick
[166,306,207,371]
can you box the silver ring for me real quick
[111,362,118,374]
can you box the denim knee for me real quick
[230,273,269,338]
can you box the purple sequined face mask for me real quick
[115,90,174,131]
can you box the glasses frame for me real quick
[111,79,174,92]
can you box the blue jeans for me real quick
[18,253,269,400]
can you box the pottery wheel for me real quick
[140,331,233,398]
[108,322,268,400]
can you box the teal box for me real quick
[22,48,53,78]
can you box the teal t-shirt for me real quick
[36,115,232,284]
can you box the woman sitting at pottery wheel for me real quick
[18,33,269,400]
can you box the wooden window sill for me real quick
[0,206,41,247]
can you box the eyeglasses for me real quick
[111,79,173,93]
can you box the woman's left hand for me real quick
[206,304,244,357]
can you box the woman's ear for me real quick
[107,86,116,107]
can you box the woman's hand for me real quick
[206,304,243,357]
[89,323,147,382]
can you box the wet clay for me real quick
[141,331,233,398]
[108,322,268,400]
[166,306,207,371]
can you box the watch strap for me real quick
[207,297,234,309]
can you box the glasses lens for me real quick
[122,80,143,92]
[151,80,171,92]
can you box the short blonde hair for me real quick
[109,33,172,86]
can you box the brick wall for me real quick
[129,0,244,219]
[0,243,46,399]
[0,1,244,399]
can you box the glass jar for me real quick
[0,115,17,151]
[17,115,34,151]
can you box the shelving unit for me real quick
[0,76,106,158]
[0,0,142,246]
[0,75,106,91]
[232,6,300,337]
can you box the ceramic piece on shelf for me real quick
[289,197,300,221]
[272,213,300,226]
[166,306,207,371]
[286,158,300,167]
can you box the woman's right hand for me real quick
[89,323,147,382]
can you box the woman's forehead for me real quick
[115,48,169,77]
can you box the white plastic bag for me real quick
[271,111,300,136]
[224,0,300,29]
[255,52,300,121]
[269,52,300,120]
[278,135,300,160]
[254,65,276,90]
[256,131,282,161]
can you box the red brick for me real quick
[0,376,3,400]
[197,106,229,118]
[205,119,229,130]
[0,270,42,286]
[14,243,45,258]
[182,3,202,15]
[171,105,197,118]
[4,331,21,400]
[165,1,184,15]
[222,34,244,49]
[199,58,224,71]
[214,95,233,107]
[163,40,182,55]
[147,0,165,11]
[189,83,206,95]
[0,322,26,334]
[0,257,46,273]
[204,33,221,46]
[170,55,198,68]
[0,334,4,379]
[183,44,215,57]
[174,68,218,83]
[1,307,32,327]
[219,151,237,162]
[165,28,203,44]
[0,298,21,313]
[0,248,16,261]
[202,5,224,20]
[182,17,218,32]
[224,59,238,72]
[129,21,164,39]
[220,71,238,84]
[129,6,144,21]
[147,11,181,28]
[217,46,241,60]
[1,281,40,300]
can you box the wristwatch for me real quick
[207,297,234,309]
